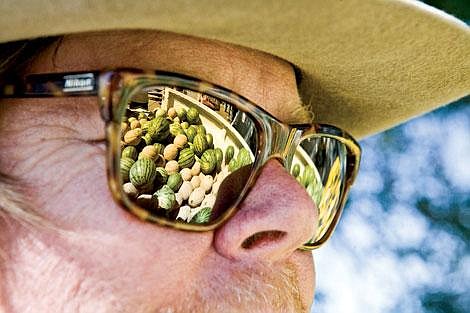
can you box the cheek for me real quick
[298,251,315,304]
[23,141,111,228]
[18,140,213,308]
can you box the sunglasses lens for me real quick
[118,84,257,226]
[291,136,349,246]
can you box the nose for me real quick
[213,159,317,262]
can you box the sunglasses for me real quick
[2,69,361,250]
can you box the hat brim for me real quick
[1,0,469,138]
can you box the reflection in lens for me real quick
[119,86,257,225]
[290,137,348,244]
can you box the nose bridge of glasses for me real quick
[262,119,303,170]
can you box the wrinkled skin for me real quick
[0,30,317,313]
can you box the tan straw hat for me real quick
[1,0,469,138]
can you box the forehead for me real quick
[28,30,311,123]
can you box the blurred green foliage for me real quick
[423,0,470,20]
[381,2,469,311]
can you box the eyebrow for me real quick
[288,101,315,124]
[289,63,315,123]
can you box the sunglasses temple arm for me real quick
[1,71,100,98]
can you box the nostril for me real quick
[241,231,287,249]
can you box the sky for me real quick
[311,100,470,313]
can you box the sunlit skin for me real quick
[0,30,317,313]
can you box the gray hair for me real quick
[0,37,60,238]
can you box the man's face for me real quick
[0,30,316,313]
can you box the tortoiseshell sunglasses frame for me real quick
[1,69,361,250]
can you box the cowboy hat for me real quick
[0,0,468,138]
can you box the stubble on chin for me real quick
[158,260,308,313]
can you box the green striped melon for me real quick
[193,133,208,157]
[129,158,157,188]
[186,107,200,124]
[153,143,165,155]
[122,146,137,160]
[185,126,197,143]
[178,148,195,169]
[176,108,187,122]
[206,133,213,148]
[214,148,223,171]
[169,122,184,137]
[147,116,170,142]
[200,149,217,174]
[225,146,234,165]
[120,157,135,182]
[167,173,183,191]
[237,148,252,168]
